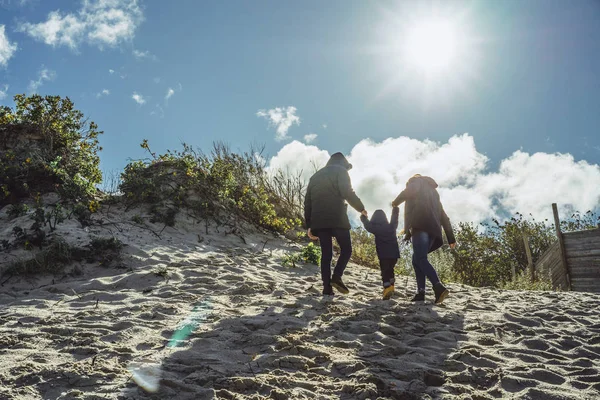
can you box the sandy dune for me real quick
[1,205,600,399]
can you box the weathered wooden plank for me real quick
[564,238,600,248]
[569,263,600,271]
[569,261,600,268]
[538,257,561,269]
[537,241,559,260]
[552,273,567,285]
[552,275,567,287]
[565,249,600,258]
[553,203,571,290]
[566,254,600,261]
[570,270,600,277]
[570,270,600,278]
[564,241,600,251]
[537,248,560,268]
[563,229,600,240]
[570,265,600,272]
[569,278,600,285]
[537,246,561,269]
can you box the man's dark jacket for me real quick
[304,153,365,231]
[360,207,401,259]
[392,175,455,253]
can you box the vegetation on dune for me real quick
[119,140,304,233]
[349,210,599,291]
[0,94,103,208]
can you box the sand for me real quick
[1,202,600,400]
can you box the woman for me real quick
[392,174,456,304]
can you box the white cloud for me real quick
[256,106,300,141]
[131,92,145,105]
[28,67,56,93]
[96,88,110,98]
[133,49,156,60]
[322,124,327,129]
[18,0,143,50]
[267,140,330,184]
[109,68,115,74]
[165,87,174,100]
[0,25,17,67]
[480,151,600,220]
[304,133,318,144]
[268,134,600,227]
[0,84,8,100]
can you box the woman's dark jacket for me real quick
[304,153,365,231]
[360,207,401,259]
[392,175,455,253]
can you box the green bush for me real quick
[282,242,322,267]
[87,236,124,267]
[0,94,103,207]
[119,141,301,233]
[301,242,321,265]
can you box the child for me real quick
[360,207,400,299]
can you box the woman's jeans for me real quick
[317,228,352,289]
[411,230,441,292]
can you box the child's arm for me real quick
[390,206,400,230]
[360,215,373,233]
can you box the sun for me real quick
[404,20,459,72]
[403,19,460,74]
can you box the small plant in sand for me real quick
[1,238,72,277]
[7,203,29,219]
[87,236,124,267]
[154,265,169,278]
[301,242,321,265]
[131,214,145,224]
[282,243,322,267]
[281,252,302,268]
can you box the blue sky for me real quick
[1,0,599,222]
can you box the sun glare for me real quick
[404,19,459,74]
[370,3,481,106]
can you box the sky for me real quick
[0,0,599,225]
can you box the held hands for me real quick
[449,242,457,249]
[307,228,318,241]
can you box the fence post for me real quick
[523,233,534,282]
[552,203,571,291]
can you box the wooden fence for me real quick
[535,204,600,292]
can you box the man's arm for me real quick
[392,178,420,207]
[338,170,365,213]
[304,183,312,229]
[441,206,456,245]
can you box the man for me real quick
[304,152,367,296]
[392,174,456,304]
